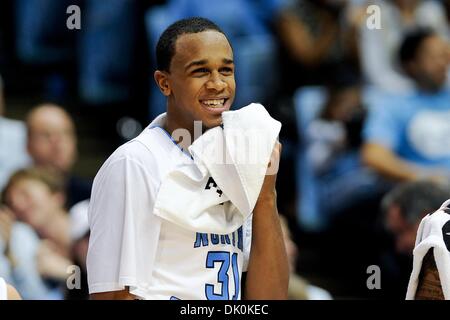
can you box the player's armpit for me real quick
[90,287,137,300]
[415,249,445,300]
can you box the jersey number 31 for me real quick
[205,251,240,300]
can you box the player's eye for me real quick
[219,67,233,75]
[192,68,209,75]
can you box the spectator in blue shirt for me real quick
[362,28,450,184]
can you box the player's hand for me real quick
[257,141,282,205]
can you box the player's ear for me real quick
[154,70,171,96]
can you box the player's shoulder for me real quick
[100,127,164,172]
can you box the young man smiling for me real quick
[87,17,289,300]
[154,23,235,135]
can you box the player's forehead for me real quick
[171,30,233,70]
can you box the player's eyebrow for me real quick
[185,59,208,71]
[185,58,234,71]
[222,58,234,65]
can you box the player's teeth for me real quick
[203,99,225,106]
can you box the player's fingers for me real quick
[267,141,282,175]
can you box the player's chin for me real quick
[196,110,224,129]
[202,116,223,129]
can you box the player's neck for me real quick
[164,113,197,150]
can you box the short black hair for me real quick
[156,17,226,72]
[382,180,450,225]
[399,28,436,65]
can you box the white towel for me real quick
[153,103,281,234]
[406,199,450,299]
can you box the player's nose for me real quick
[205,71,227,91]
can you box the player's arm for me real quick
[87,156,158,301]
[415,249,445,300]
[90,287,136,300]
[244,142,289,300]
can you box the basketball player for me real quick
[87,17,289,300]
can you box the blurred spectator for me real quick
[26,103,91,208]
[379,180,450,298]
[276,0,361,95]
[273,0,362,222]
[0,75,32,190]
[0,204,54,300]
[362,28,450,184]
[383,181,450,255]
[3,168,71,253]
[306,79,365,175]
[1,168,74,299]
[301,75,387,230]
[359,0,449,94]
[65,199,89,300]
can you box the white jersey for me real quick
[87,115,252,300]
[0,277,7,300]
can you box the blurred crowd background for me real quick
[0,0,450,300]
